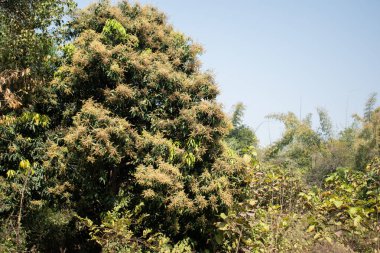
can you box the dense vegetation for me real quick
[0,1,379,252]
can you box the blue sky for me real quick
[77,0,380,146]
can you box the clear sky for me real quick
[76,0,380,146]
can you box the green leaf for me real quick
[332,199,343,209]
[348,207,359,218]
[215,232,223,245]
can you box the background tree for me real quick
[364,92,377,122]
[355,106,380,170]
[0,1,76,251]
[317,107,333,141]
[226,103,258,155]
[0,0,75,111]
[264,112,321,169]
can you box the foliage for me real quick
[216,162,312,252]
[300,158,380,252]
[82,196,193,252]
